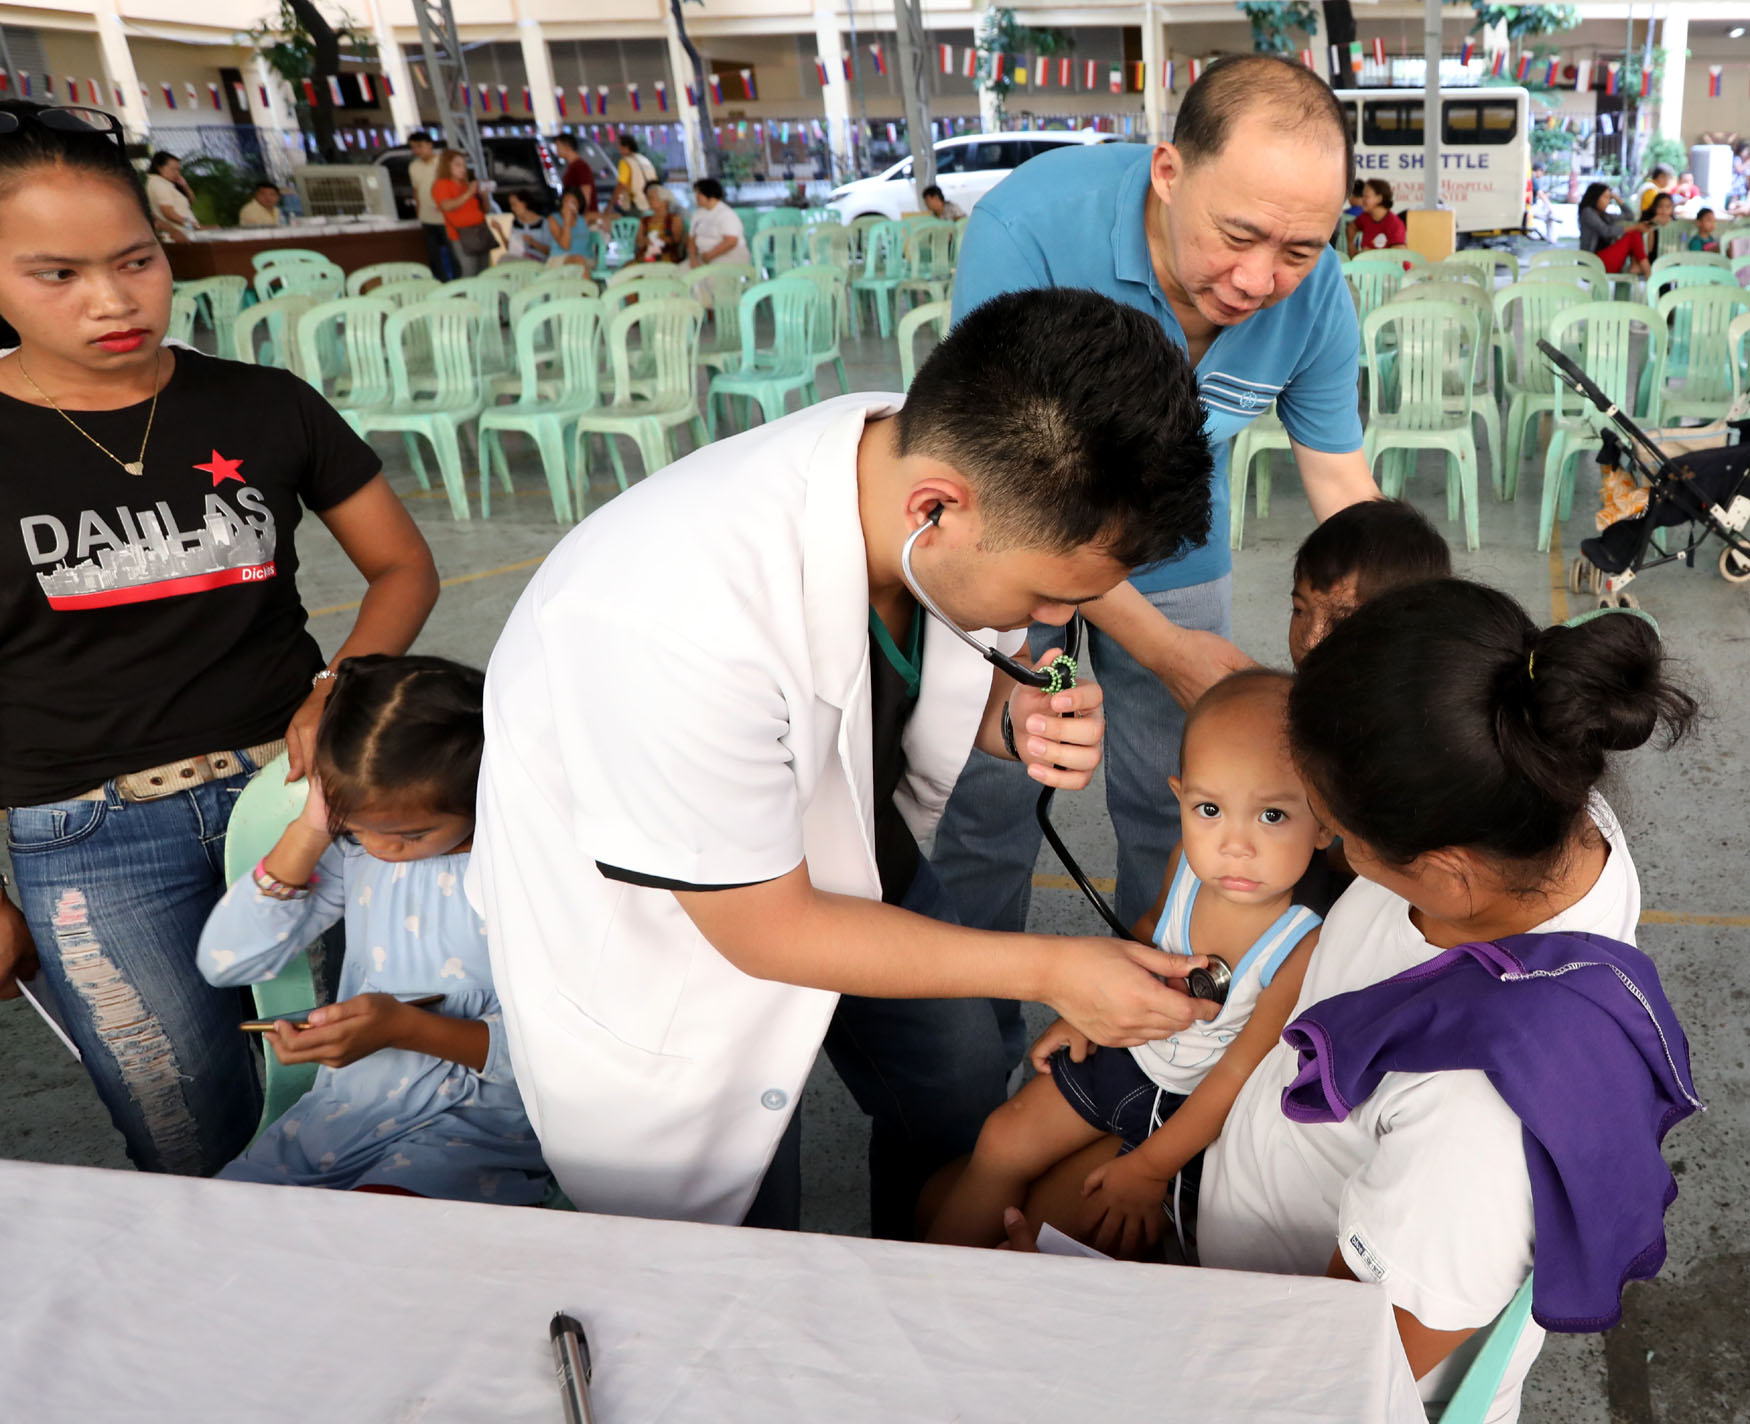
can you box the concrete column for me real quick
[512,6,561,133]
[1659,6,1687,145]
[662,3,707,180]
[364,0,421,139]
[93,3,148,142]
[812,0,854,182]
[1141,2,1166,144]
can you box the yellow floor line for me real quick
[306,555,546,620]
[1029,875,1746,928]
[1547,524,1571,624]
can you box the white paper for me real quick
[1035,1224,1112,1261]
[18,972,80,1061]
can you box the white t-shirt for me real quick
[146,173,193,229]
[690,201,750,267]
[1200,800,1639,1423]
[407,155,442,225]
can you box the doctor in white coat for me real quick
[469,289,1220,1229]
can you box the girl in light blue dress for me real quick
[198,655,549,1204]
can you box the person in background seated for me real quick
[1635,163,1675,218]
[235,181,284,228]
[198,656,550,1204]
[1343,179,1366,220]
[1669,170,1700,204]
[1347,179,1405,256]
[687,177,750,268]
[1688,208,1720,253]
[1640,190,1675,263]
[1577,182,1651,278]
[144,151,200,241]
[922,184,966,221]
[545,189,596,274]
[504,190,550,263]
[636,183,686,264]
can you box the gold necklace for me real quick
[15,348,163,477]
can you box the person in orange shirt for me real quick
[430,149,497,277]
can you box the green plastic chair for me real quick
[1538,301,1667,551]
[779,264,851,398]
[1447,248,1518,290]
[1649,250,1731,279]
[345,262,434,298]
[1730,310,1750,395]
[897,299,949,390]
[233,294,317,373]
[176,276,248,359]
[607,215,640,266]
[706,278,819,436]
[899,219,957,307]
[1493,280,1593,499]
[1527,249,1605,279]
[220,752,319,1137]
[250,247,327,272]
[848,214,887,263]
[297,296,396,424]
[851,220,909,339]
[730,206,763,240]
[352,299,492,520]
[1436,1276,1535,1424]
[167,290,199,346]
[1228,402,1293,550]
[1648,287,1750,425]
[572,297,707,499]
[605,263,690,291]
[753,224,810,279]
[754,208,805,233]
[1394,280,1504,490]
[807,222,852,272]
[1361,298,1484,551]
[497,272,600,394]
[478,298,603,523]
[948,217,969,264]
[1405,260,1491,290]
[1644,265,1739,390]
[258,259,344,303]
[1345,250,1426,328]
[424,277,510,381]
[801,206,839,226]
[690,263,759,375]
[601,273,692,317]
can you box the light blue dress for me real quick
[197,841,550,1204]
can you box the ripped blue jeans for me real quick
[7,766,267,1176]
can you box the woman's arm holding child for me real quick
[1080,929,1321,1257]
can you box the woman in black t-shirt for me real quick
[0,101,439,1175]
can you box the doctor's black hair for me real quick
[1174,54,1353,188]
[0,100,151,226]
[314,655,486,835]
[898,287,1212,570]
[1288,579,1695,878]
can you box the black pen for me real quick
[550,1311,596,1424]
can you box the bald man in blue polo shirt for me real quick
[933,56,1376,1052]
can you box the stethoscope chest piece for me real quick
[1186,955,1232,1006]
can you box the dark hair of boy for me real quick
[0,102,151,224]
[1293,498,1451,607]
[921,183,944,201]
[315,655,487,836]
[1289,579,1695,879]
[898,288,1213,571]
[408,130,433,146]
[1696,207,1713,222]
[692,176,725,202]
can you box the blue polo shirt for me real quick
[950,143,1363,593]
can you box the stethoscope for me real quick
[899,508,1231,1005]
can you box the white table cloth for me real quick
[0,1161,1423,1422]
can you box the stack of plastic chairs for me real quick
[233,294,318,373]
[807,223,852,271]
[1361,298,1485,551]
[848,215,888,264]
[850,220,908,338]
[478,297,604,522]
[1537,301,1666,551]
[689,263,759,376]
[1395,279,1503,487]
[753,225,810,279]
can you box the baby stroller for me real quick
[1537,338,1750,608]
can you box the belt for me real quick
[72,739,288,804]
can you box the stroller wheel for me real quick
[1596,590,1640,610]
[1568,556,1589,594]
[1721,547,1750,585]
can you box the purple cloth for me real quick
[1280,932,1702,1332]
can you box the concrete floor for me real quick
[2,314,1745,1423]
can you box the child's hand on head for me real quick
[1028,1017,1095,1074]
[266,992,410,1070]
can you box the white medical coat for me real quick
[468,395,1014,1224]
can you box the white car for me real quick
[826,130,1122,224]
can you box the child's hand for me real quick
[1028,1017,1095,1074]
[1081,1152,1172,1258]
[265,993,410,1069]
[296,772,330,834]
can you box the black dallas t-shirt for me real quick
[0,349,380,805]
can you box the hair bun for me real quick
[1524,612,1694,755]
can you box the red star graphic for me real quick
[193,449,245,487]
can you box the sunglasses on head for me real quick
[0,106,125,145]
